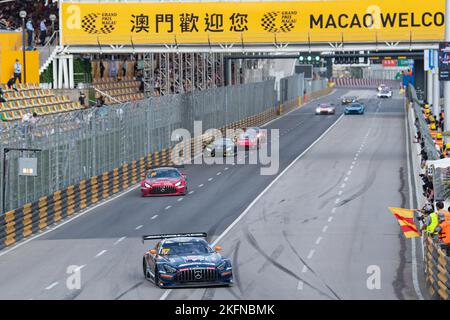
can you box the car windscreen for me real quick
[349,104,361,108]
[160,241,212,256]
[214,139,233,146]
[319,104,331,108]
[147,169,180,179]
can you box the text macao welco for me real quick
[309,12,444,29]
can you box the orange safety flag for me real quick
[389,207,421,238]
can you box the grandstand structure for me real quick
[0,83,82,121]
[93,77,144,104]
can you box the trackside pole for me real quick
[444,0,450,140]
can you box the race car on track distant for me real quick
[140,167,187,196]
[341,96,358,105]
[377,88,392,98]
[236,127,266,149]
[344,102,365,115]
[315,103,336,115]
[204,137,237,157]
[142,233,233,288]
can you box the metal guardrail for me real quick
[407,84,440,161]
[424,236,450,300]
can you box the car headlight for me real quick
[144,182,151,188]
[163,264,177,273]
[206,147,212,152]
[217,261,227,271]
[226,147,232,151]
[316,108,320,113]
[175,181,182,187]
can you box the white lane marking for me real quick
[331,207,337,214]
[151,215,158,220]
[224,167,229,171]
[188,190,194,195]
[307,250,315,259]
[165,205,172,210]
[74,265,86,272]
[135,225,143,230]
[217,172,221,175]
[352,161,356,165]
[297,281,304,290]
[335,198,340,204]
[404,108,425,300]
[315,237,323,245]
[177,197,183,202]
[347,170,352,175]
[328,216,333,222]
[338,190,343,196]
[340,183,346,188]
[45,282,59,290]
[322,225,328,233]
[354,157,357,161]
[344,177,349,182]
[0,183,141,258]
[114,236,126,245]
[159,113,345,301]
[198,184,204,188]
[350,165,354,170]
[95,250,107,258]
[302,265,308,273]
[208,178,213,181]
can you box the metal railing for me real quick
[407,83,440,161]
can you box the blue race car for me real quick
[142,233,233,288]
[344,102,365,115]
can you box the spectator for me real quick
[39,18,47,45]
[26,18,34,49]
[109,61,118,78]
[139,79,144,93]
[96,95,105,108]
[122,57,127,77]
[78,92,86,107]
[100,60,105,79]
[13,59,22,83]
[7,76,18,92]
[30,112,39,125]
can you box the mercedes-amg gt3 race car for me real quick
[140,167,187,196]
[142,233,233,288]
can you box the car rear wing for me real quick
[142,232,207,243]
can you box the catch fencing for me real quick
[423,236,450,300]
[0,80,276,213]
[407,84,440,161]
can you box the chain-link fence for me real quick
[407,83,440,161]
[0,79,276,213]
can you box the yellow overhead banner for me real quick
[61,0,445,45]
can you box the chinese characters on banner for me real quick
[130,13,249,33]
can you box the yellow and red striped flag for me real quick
[389,207,421,238]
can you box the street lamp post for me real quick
[49,14,56,45]
[19,11,27,84]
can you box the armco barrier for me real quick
[0,106,278,250]
[424,236,450,300]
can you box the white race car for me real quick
[377,88,392,98]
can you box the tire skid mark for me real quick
[244,228,336,300]
[257,244,284,274]
[114,281,144,300]
[282,230,341,300]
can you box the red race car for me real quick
[236,127,266,149]
[141,167,187,196]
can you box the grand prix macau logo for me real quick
[81,12,117,34]
[261,11,297,33]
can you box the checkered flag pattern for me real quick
[82,13,115,34]
[261,12,295,33]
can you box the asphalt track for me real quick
[0,88,424,299]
